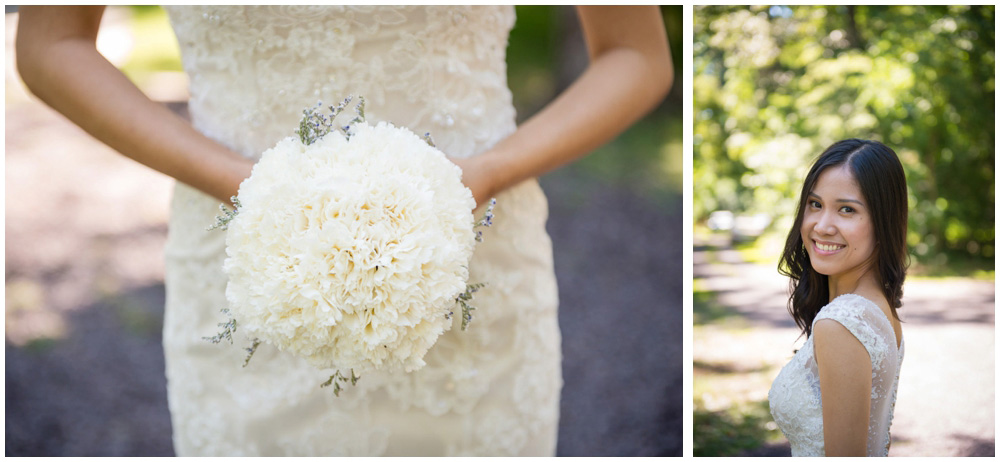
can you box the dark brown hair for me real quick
[778,139,909,337]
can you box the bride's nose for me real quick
[815,211,837,235]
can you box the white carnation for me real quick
[222,120,477,375]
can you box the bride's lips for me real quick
[811,239,846,256]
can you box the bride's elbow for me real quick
[605,46,673,112]
[649,56,673,105]
[630,51,672,113]
[15,6,104,97]
[628,43,673,109]
[642,25,674,106]
[15,19,64,98]
[15,30,43,92]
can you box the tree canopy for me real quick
[694,5,995,270]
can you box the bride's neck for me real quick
[827,266,881,302]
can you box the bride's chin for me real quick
[808,262,835,276]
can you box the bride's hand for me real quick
[448,155,496,210]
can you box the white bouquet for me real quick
[207,97,494,395]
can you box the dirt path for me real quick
[694,238,995,456]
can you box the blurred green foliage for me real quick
[694,6,995,273]
[122,6,183,84]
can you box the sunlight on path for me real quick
[5,7,179,346]
[891,323,995,456]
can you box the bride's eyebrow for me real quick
[836,198,865,207]
[807,192,865,207]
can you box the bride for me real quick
[15,6,672,456]
[768,139,907,456]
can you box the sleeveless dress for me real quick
[768,294,904,456]
[161,6,562,456]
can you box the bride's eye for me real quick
[807,199,821,209]
[839,205,855,214]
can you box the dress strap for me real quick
[812,294,891,370]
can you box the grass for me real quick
[693,237,790,456]
[733,233,784,267]
[693,325,789,456]
[693,284,744,326]
[24,337,62,354]
[692,238,754,327]
[109,294,163,338]
[693,399,783,457]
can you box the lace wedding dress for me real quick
[161,6,562,456]
[768,294,904,456]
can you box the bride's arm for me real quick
[452,6,673,207]
[814,319,872,456]
[16,6,253,205]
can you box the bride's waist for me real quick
[188,97,516,160]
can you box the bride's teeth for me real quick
[817,243,843,252]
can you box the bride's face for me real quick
[800,164,876,279]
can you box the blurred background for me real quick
[5,5,682,456]
[692,5,994,456]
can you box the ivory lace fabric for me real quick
[768,294,904,456]
[161,6,562,456]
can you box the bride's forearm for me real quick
[16,6,252,205]
[485,48,671,193]
[474,6,672,201]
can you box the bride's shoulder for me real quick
[813,294,893,366]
